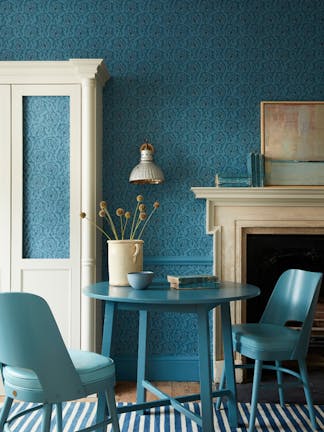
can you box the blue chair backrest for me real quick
[0,292,85,402]
[260,269,322,357]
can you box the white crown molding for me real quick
[0,59,110,85]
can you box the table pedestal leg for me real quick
[221,303,238,427]
[197,307,214,431]
[136,310,148,413]
[97,301,116,432]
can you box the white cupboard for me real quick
[0,59,109,354]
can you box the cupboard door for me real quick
[11,84,82,349]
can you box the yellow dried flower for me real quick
[139,204,146,212]
[137,200,161,240]
[98,209,105,217]
[136,195,144,202]
[139,212,147,220]
[99,201,107,209]
[125,211,131,219]
[80,210,112,240]
[116,208,125,216]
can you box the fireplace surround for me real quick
[191,186,324,382]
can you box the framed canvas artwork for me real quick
[261,101,324,185]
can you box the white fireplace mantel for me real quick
[192,186,324,277]
[191,186,324,381]
[192,186,324,204]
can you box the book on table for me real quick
[170,281,219,290]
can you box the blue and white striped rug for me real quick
[2,401,324,431]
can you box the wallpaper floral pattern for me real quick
[23,96,70,259]
[2,0,323,378]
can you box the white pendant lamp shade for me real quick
[129,141,165,184]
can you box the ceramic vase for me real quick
[108,239,144,286]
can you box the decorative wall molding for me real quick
[0,59,109,84]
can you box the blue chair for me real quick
[216,268,322,432]
[0,292,120,432]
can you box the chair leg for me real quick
[248,360,263,432]
[55,403,63,432]
[215,365,226,409]
[298,358,317,430]
[275,360,285,407]
[41,403,53,432]
[105,388,120,432]
[0,396,13,430]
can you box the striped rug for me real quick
[1,401,324,431]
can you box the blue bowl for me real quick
[127,271,154,290]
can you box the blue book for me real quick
[167,274,218,286]
[259,154,265,186]
[247,152,257,186]
[255,153,261,186]
[246,152,253,184]
[171,281,220,290]
[218,180,252,187]
[217,176,252,187]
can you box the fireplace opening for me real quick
[246,233,324,368]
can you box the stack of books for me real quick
[246,152,265,187]
[215,152,265,188]
[167,274,219,290]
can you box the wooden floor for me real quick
[115,381,200,403]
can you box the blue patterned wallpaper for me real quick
[23,96,70,259]
[2,0,323,379]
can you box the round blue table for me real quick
[83,280,260,431]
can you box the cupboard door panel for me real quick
[21,268,73,343]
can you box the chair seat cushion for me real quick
[232,323,300,360]
[3,350,115,390]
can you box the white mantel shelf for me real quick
[191,187,324,207]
